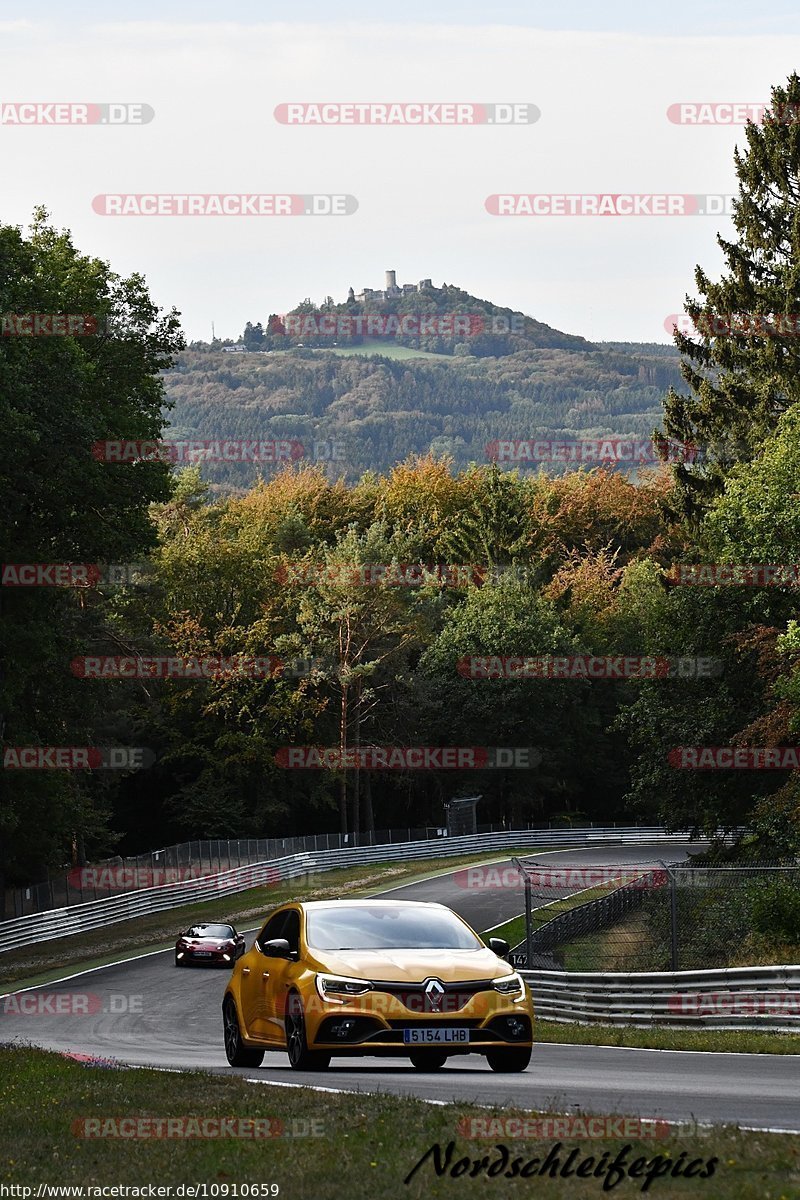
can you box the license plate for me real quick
[403,1028,469,1045]
[194,951,213,957]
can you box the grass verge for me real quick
[534,1019,800,1056]
[0,849,551,990]
[560,908,655,971]
[1,1046,798,1198]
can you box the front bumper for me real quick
[312,1013,533,1051]
[177,947,234,965]
[303,984,534,1052]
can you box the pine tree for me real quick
[660,73,800,523]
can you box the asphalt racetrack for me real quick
[2,841,798,1132]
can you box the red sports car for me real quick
[175,922,246,967]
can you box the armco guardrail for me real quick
[520,965,800,1031]
[0,826,696,954]
[6,825,472,917]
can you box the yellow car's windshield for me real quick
[306,906,481,950]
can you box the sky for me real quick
[2,2,799,343]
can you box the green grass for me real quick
[557,910,800,974]
[559,908,655,972]
[1,1047,798,1198]
[0,849,554,990]
[485,913,528,947]
[534,1020,800,1056]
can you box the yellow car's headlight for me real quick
[492,972,525,997]
[315,973,374,1000]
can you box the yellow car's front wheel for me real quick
[486,1045,532,1072]
[223,996,264,1069]
[408,1049,448,1071]
[285,992,331,1071]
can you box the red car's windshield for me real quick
[184,924,234,939]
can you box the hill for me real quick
[162,283,683,492]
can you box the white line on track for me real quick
[537,1041,797,1058]
[0,947,173,997]
[87,1060,798,1134]
[244,1077,451,1102]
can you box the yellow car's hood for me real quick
[313,947,510,982]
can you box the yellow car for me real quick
[222,899,533,1072]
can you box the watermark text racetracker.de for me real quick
[71,1116,323,1140]
[1,992,142,1017]
[454,865,668,890]
[457,655,721,680]
[3,747,154,770]
[1,314,101,336]
[274,102,539,125]
[273,313,525,338]
[669,746,800,769]
[665,311,800,338]
[90,439,346,464]
[70,655,336,680]
[666,101,800,124]
[667,563,800,587]
[668,991,800,1017]
[486,437,697,465]
[67,862,318,893]
[92,194,357,217]
[457,1115,710,1140]
[2,563,152,588]
[275,746,540,769]
[0,102,154,125]
[485,194,735,217]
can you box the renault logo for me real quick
[423,978,446,1011]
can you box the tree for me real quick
[242,321,264,349]
[619,405,800,837]
[0,210,184,885]
[279,525,436,835]
[660,73,800,523]
[416,577,627,825]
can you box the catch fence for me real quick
[3,820,655,919]
[510,859,800,972]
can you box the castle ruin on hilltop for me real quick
[349,270,434,304]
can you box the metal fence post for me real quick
[661,861,679,971]
[525,876,533,968]
[511,856,533,968]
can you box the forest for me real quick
[3,74,800,888]
[163,328,683,490]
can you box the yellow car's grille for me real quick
[369,978,496,1014]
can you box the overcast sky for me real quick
[3,2,799,343]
